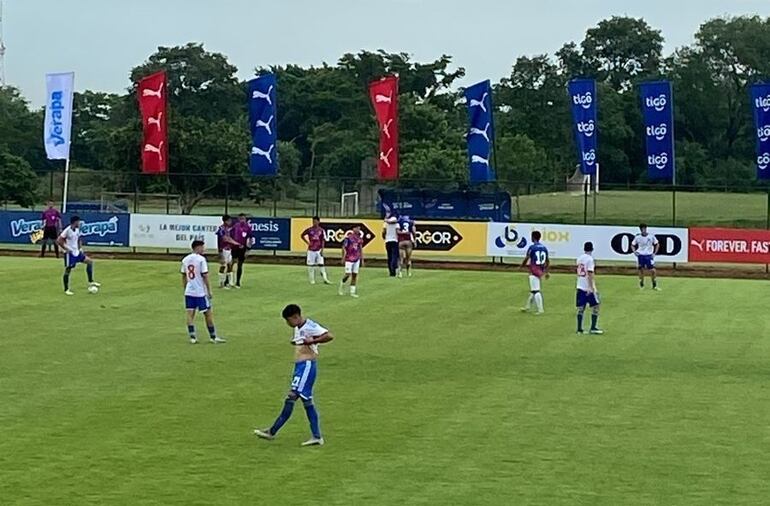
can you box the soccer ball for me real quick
[88,285,99,294]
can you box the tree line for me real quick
[1,15,769,211]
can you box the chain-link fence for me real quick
[8,168,770,229]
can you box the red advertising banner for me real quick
[369,76,399,180]
[138,71,168,174]
[689,227,770,263]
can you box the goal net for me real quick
[566,164,599,195]
[340,192,359,217]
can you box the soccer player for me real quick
[56,215,100,296]
[216,215,239,289]
[576,241,604,335]
[338,224,363,298]
[40,200,62,258]
[632,223,660,290]
[254,304,334,446]
[232,214,253,289]
[181,240,225,344]
[520,231,550,314]
[301,216,331,285]
[383,213,399,277]
[397,214,416,278]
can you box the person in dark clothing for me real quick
[383,213,399,277]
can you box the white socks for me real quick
[320,267,329,282]
[350,285,357,295]
[308,267,316,284]
[534,292,544,313]
[218,272,226,287]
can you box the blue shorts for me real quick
[64,252,87,268]
[576,289,600,308]
[184,295,211,312]
[637,254,655,270]
[290,360,317,400]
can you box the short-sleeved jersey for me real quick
[576,253,595,291]
[59,226,82,256]
[342,232,363,262]
[292,318,329,356]
[216,225,234,251]
[303,226,325,252]
[383,218,399,242]
[526,242,549,276]
[42,208,61,228]
[396,216,415,242]
[233,221,253,247]
[181,253,209,297]
[632,233,658,256]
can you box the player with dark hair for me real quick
[521,230,550,314]
[56,215,100,295]
[181,240,226,344]
[231,214,253,288]
[576,241,604,335]
[216,214,239,288]
[396,214,416,278]
[632,223,660,290]
[40,200,62,258]
[254,304,334,446]
[339,224,363,297]
[301,216,331,285]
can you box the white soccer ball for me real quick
[88,285,99,294]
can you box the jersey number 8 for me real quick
[187,265,196,280]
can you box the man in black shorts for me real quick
[40,200,62,258]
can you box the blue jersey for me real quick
[396,216,415,241]
[526,243,549,276]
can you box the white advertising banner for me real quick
[43,72,75,160]
[487,223,689,263]
[130,214,221,249]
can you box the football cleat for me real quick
[301,437,324,447]
[65,290,75,296]
[254,429,275,440]
[589,328,605,335]
[210,337,227,344]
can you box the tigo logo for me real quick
[582,149,596,166]
[758,153,770,171]
[755,95,770,113]
[646,123,668,141]
[572,92,593,110]
[758,125,770,143]
[645,94,667,112]
[576,120,595,137]
[648,152,669,170]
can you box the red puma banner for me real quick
[138,71,168,173]
[369,76,399,180]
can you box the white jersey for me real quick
[383,218,399,242]
[59,226,82,256]
[632,234,658,256]
[181,253,209,297]
[292,318,329,355]
[576,253,595,291]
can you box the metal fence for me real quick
[9,168,770,229]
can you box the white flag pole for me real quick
[62,157,71,213]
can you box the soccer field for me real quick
[1,257,769,505]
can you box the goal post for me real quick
[340,192,359,217]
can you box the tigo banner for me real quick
[568,79,598,176]
[43,72,75,160]
[689,227,770,264]
[751,83,770,180]
[640,81,675,180]
[487,222,688,263]
[291,218,487,257]
[0,211,129,246]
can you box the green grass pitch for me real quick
[1,257,769,505]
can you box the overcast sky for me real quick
[4,0,769,107]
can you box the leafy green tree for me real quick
[0,152,39,207]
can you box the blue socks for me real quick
[207,326,216,339]
[303,399,321,439]
[86,263,94,283]
[270,398,296,435]
[576,313,584,332]
[187,325,196,339]
[591,314,599,330]
[63,271,70,290]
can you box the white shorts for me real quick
[344,260,361,274]
[307,250,325,266]
[528,275,542,292]
[219,250,232,264]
